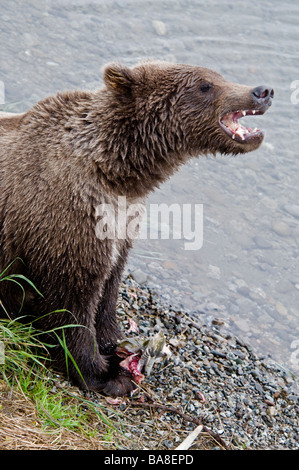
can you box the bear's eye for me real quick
[200,83,213,93]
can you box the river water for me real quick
[0,0,298,376]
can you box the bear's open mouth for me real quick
[219,109,264,143]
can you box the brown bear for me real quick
[0,61,273,396]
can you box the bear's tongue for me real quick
[220,110,260,141]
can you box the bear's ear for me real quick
[103,63,136,94]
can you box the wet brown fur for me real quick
[0,61,271,395]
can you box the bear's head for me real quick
[103,61,273,158]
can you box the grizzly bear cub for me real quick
[0,61,273,396]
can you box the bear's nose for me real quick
[251,85,274,105]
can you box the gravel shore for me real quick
[89,276,299,450]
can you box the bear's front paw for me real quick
[101,373,136,397]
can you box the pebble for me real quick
[275,301,288,317]
[152,20,167,36]
[207,265,221,280]
[283,204,299,219]
[253,236,272,249]
[130,268,148,285]
[234,318,250,333]
[271,221,291,237]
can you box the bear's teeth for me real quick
[235,129,246,140]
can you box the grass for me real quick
[0,263,126,449]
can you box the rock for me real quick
[283,204,299,219]
[163,260,178,270]
[152,20,167,36]
[163,440,173,448]
[233,232,252,249]
[237,285,250,297]
[46,61,59,67]
[249,287,267,302]
[275,279,293,294]
[253,236,272,249]
[275,301,288,317]
[212,318,225,326]
[192,291,205,301]
[234,318,250,333]
[207,265,221,280]
[130,268,148,285]
[254,382,264,395]
[267,406,276,417]
[271,221,291,237]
